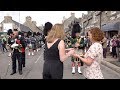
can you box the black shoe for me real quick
[19,71,23,75]
[10,72,16,75]
[23,65,25,67]
[72,72,75,74]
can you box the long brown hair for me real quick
[46,24,65,43]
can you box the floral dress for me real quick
[83,42,104,79]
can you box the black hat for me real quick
[71,23,82,38]
[43,22,53,36]
[7,29,13,35]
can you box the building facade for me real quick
[82,11,120,38]
[0,16,32,33]
[23,16,42,33]
[62,13,81,35]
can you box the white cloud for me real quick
[0,11,87,26]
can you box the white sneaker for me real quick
[78,67,82,74]
[32,52,34,56]
[8,53,11,57]
[28,52,30,56]
[37,49,39,52]
[72,67,75,74]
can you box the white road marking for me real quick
[21,47,44,79]
[35,52,43,63]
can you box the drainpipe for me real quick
[99,11,102,29]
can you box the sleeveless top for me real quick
[44,39,62,63]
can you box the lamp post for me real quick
[83,22,85,36]
[0,23,2,32]
[19,11,20,31]
[99,11,102,29]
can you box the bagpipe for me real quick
[11,38,23,53]
[74,37,84,66]
[64,36,72,48]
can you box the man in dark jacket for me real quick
[10,29,25,75]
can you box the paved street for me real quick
[0,47,120,79]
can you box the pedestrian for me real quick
[43,24,75,79]
[112,36,117,59]
[101,36,107,58]
[73,27,104,79]
[37,32,43,48]
[27,32,36,56]
[32,32,37,53]
[18,31,26,67]
[110,38,113,55]
[10,29,24,75]
[70,21,83,74]
[0,36,2,52]
[1,35,8,53]
[116,35,120,61]
[7,29,14,57]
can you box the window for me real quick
[117,14,120,18]
[105,11,108,14]
[111,11,116,15]
[110,16,115,20]
[93,15,98,23]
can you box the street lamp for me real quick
[99,11,102,29]
[0,23,2,32]
[19,11,20,31]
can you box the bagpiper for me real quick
[9,29,25,75]
[68,21,84,74]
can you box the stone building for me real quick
[62,13,81,35]
[0,16,32,33]
[23,16,42,33]
[82,11,120,38]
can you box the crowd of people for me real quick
[100,34,120,61]
[0,29,43,75]
[0,21,120,79]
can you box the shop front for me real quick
[101,21,120,38]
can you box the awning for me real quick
[101,21,120,31]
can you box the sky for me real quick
[0,11,87,26]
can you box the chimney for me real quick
[32,21,37,25]
[26,16,32,22]
[4,16,12,22]
[71,12,75,17]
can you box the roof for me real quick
[63,15,78,24]
[13,20,33,32]
[101,21,120,31]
